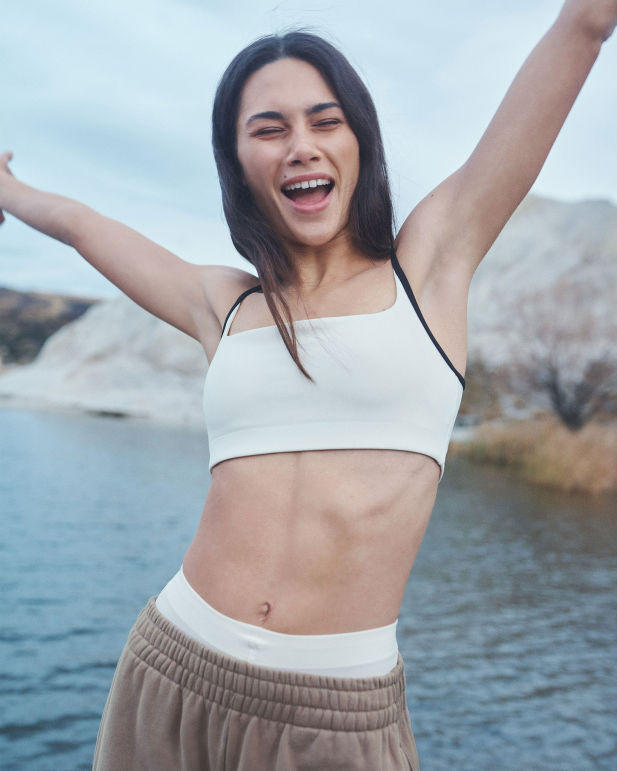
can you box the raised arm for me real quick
[397,0,617,286]
[0,152,257,351]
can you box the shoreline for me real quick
[0,394,206,432]
[2,397,615,496]
[451,414,617,496]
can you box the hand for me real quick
[0,151,15,226]
[560,0,617,42]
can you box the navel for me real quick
[258,601,272,622]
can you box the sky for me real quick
[1,0,616,297]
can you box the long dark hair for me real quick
[212,31,395,379]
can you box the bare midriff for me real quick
[182,448,440,635]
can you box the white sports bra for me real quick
[203,249,465,479]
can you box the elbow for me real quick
[58,202,94,248]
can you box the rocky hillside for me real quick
[0,193,615,424]
[0,288,96,365]
[468,194,617,365]
[0,295,206,423]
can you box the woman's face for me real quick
[236,57,360,251]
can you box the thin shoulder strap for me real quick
[390,246,466,390]
[220,284,263,338]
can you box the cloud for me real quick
[2,0,616,295]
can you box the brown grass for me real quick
[451,415,617,495]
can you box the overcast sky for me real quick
[2,0,616,297]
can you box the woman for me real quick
[1,2,615,768]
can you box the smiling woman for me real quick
[212,33,394,380]
[1,2,617,769]
[236,59,360,251]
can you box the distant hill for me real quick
[468,193,617,365]
[0,292,206,423]
[0,193,615,423]
[0,287,96,365]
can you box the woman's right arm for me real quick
[0,151,254,346]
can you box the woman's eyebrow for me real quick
[245,102,342,126]
[306,101,342,116]
[246,110,284,125]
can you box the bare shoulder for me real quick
[199,264,260,322]
[394,202,442,295]
[394,194,471,378]
[194,264,260,361]
[394,173,475,294]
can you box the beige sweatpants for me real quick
[92,597,419,770]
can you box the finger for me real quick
[0,151,14,176]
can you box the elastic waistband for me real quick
[129,598,408,732]
[156,568,399,677]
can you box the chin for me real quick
[282,221,350,251]
[285,233,339,251]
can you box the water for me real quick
[400,462,617,770]
[1,407,616,770]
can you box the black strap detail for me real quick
[390,247,466,390]
[220,284,263,338]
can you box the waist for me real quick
[156,567,399,678]
[186,456,437,633]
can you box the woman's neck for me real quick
[285,235,374,293]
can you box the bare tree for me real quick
[502,273,617,429]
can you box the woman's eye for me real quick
[315,119,341,128]
[254,127,284,136]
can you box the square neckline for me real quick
[224,259,401,339]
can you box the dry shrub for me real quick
[452,415,617,495]
[457,358,504,421]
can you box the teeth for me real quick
[284,178,331,192]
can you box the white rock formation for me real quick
[0,295,207,425]
[468,194,617,365]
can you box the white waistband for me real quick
[155,567,399,678]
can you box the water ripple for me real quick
[2,410,616,770]
[0,712,100,739]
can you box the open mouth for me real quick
[282,178,334,205]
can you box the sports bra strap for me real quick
[390,249,465,389]
[220,284,263,338]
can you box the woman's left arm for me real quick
[397,0,617,284]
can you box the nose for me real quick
[286,126,320,166]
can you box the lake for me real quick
[1,407,616,770]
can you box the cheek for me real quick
[344,154,360,197]
[236,138,257,186]
[238,162,281,222]
[340,137,360,193]
[237,148,273,196]
[235,161,262,203]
